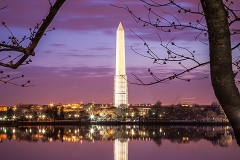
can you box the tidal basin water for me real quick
[0,125,240,160]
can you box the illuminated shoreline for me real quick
[0,120,230,126]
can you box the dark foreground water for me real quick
[0,125,240,160]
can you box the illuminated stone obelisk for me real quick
[114,22,128,108]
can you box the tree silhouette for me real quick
[6,107,14,119]
[59,106,65,120]
[113,0,240,145]
[154,100,162,108]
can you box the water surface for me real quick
[0,125,239,160]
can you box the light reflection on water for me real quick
[0,125,240,160]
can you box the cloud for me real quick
[0,63,216,106]
[0,0,206,37]
[50,43,66,47]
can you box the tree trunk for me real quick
[201,0,240,146]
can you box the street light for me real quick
[39,115,45,121]
[131,129,135,136]
[90,114,95,120]
[13,115,16,121]
[90,128,94,134]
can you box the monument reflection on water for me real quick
[114,139,128,160]
[0,125,239,160]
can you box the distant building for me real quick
[0,105,7,111]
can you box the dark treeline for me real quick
[0,102,227,123]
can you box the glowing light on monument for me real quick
[114,22,128,108]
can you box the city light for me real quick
[74,129,77,134]
[90,114,95,120]
[90,128,94,134]
[131,129,134,135]
[74,114,79,119]
[0,99,230,123]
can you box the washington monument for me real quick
[114,22,128,108]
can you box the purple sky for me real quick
[0,0,239,106]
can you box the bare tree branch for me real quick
[0,0,66,69]
[129,61,209,86]
[112,0,239,86]
[0,71,34,87]
[0,0,66,86]
[232,42,240,51]
[0,6,7,10]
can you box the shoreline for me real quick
[0,121,231,126]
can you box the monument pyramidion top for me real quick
[117,22,124,30]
